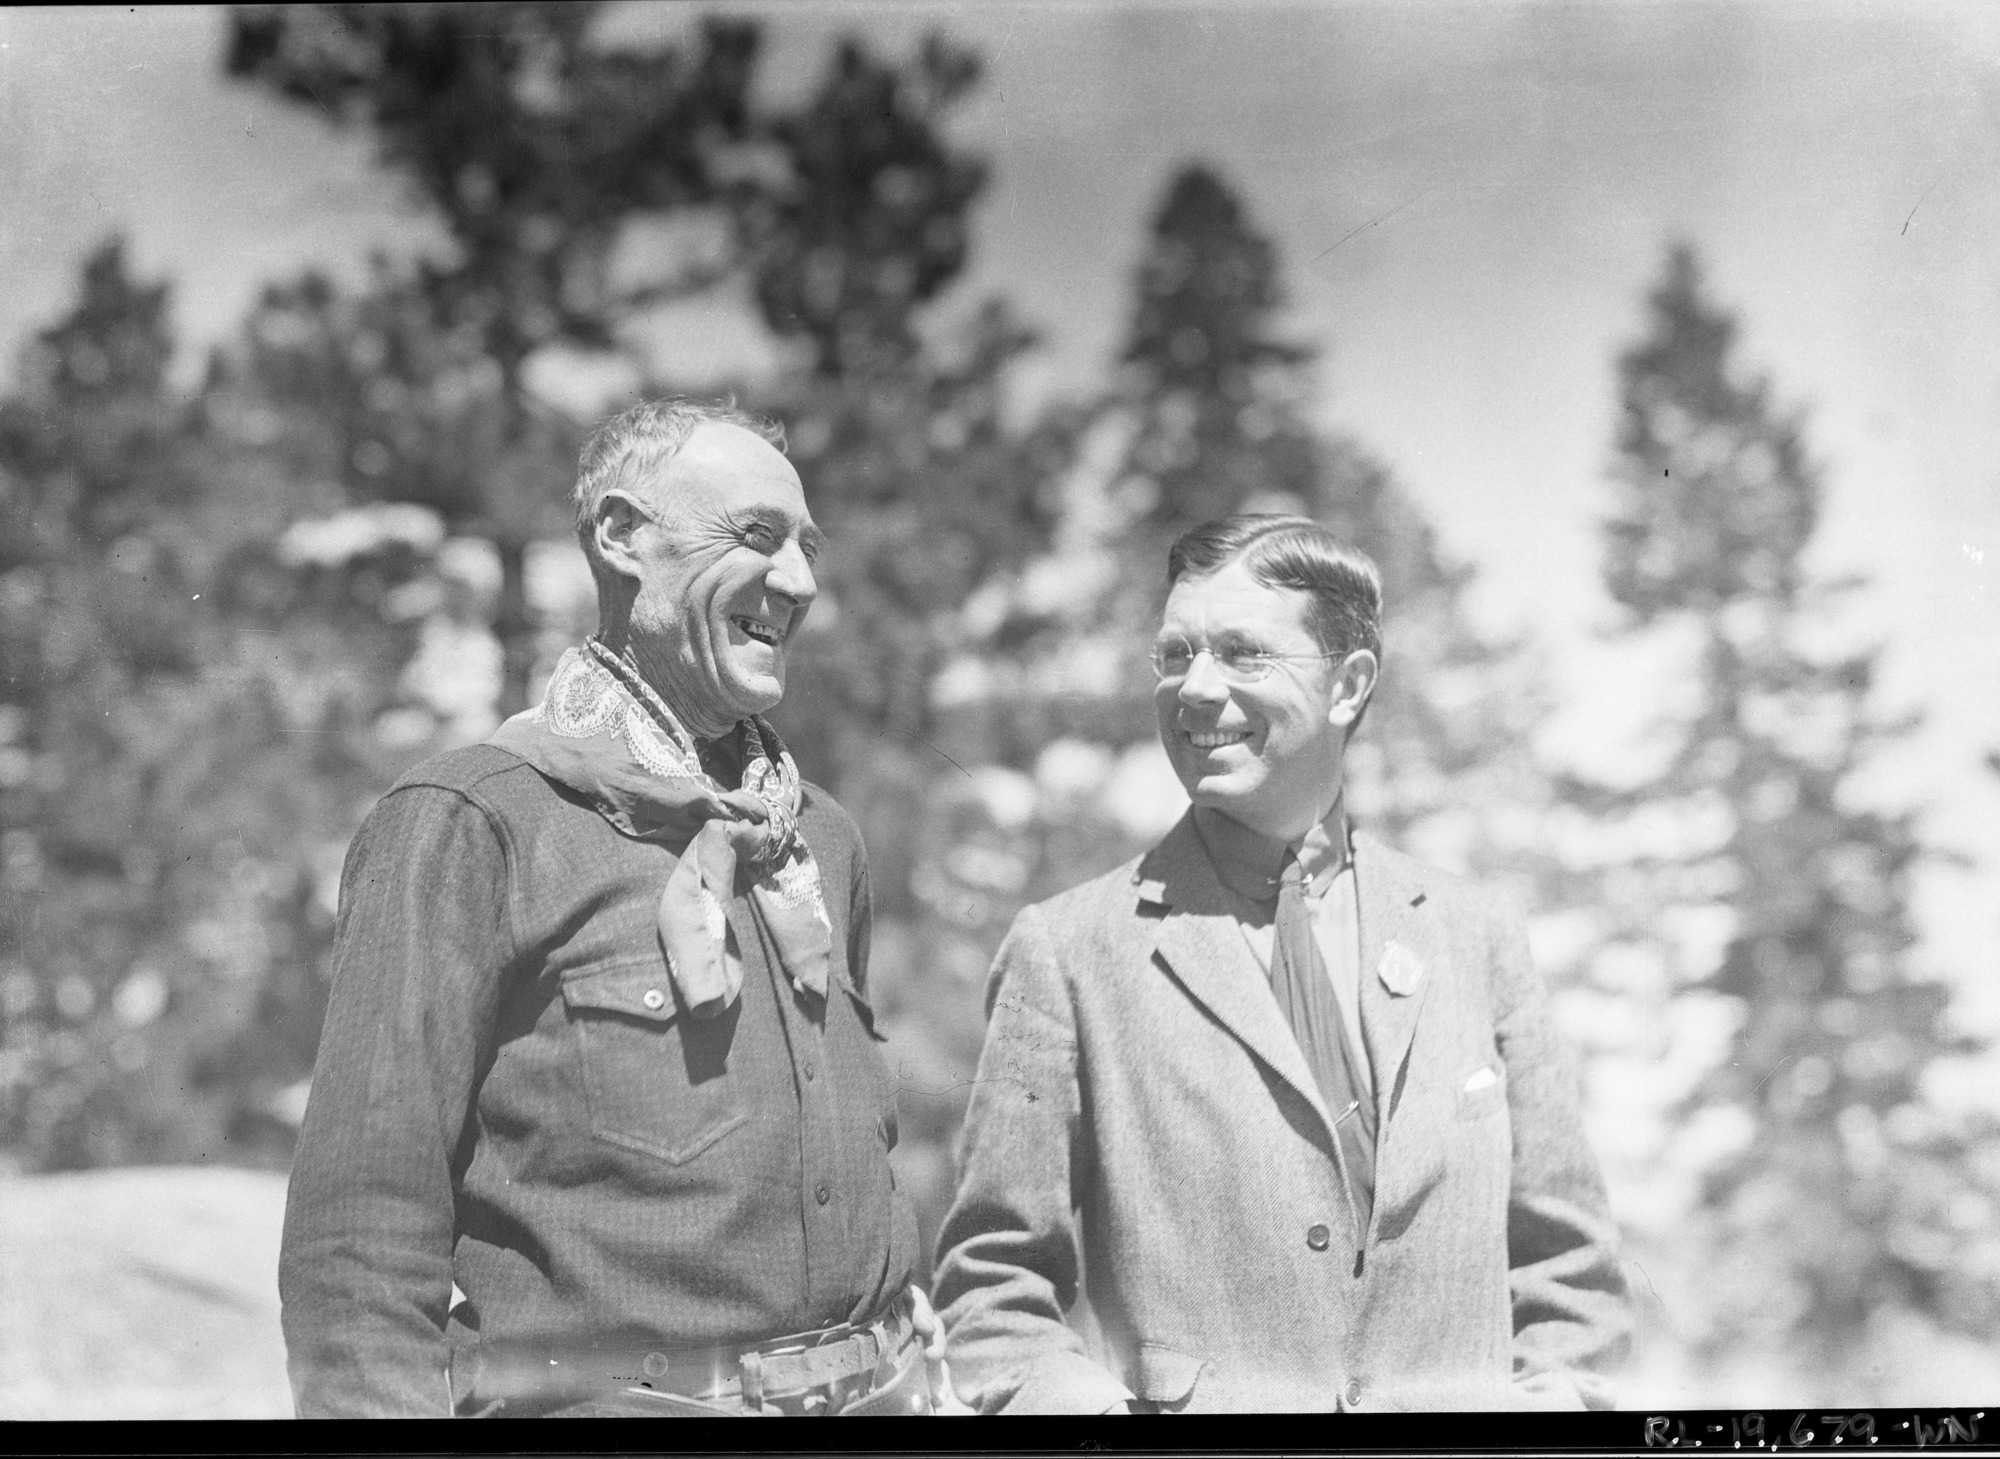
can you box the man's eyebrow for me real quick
[736,505,828,551]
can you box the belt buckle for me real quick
[741,1321,880,1416]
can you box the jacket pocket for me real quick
[561,960,747,1164]
[1455,1062,1508,1120]
[1133,1342,1205,1413]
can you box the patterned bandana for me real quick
[487,641,832,1019]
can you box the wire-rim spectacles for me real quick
[1149,639,1344,685]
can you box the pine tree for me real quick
[1118,163,1314,536]
[224,2,763,713]
[0,242,408,1169]
[739,34,988,384]
[1579,242,1999,1382]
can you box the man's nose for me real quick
[767,539,818,609]
[1177,650,1230,706]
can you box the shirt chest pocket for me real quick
[560,960,747,1165]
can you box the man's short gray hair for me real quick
[572,397,786,587]
[1166,513,1384,662]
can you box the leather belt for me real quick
[461,1307,922,1416]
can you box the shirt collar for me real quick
[1191,798,1352,904]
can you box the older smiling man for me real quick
[280,399,954,1417]
[933,513,1631,1414]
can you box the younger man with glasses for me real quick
[931,514,1630,1413]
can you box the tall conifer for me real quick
[1581,243,1998,1378]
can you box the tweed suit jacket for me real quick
[931,814,1631,1414]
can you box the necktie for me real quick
[1271,853,1376,1237]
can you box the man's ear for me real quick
[1327,648,1379,731]
[592,492,648,582]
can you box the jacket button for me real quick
[804,1058,817,1081]
[815,1184,831,1206]
[1345,1377,1364,1407]
[641,988,666,1011]
[1306,1223,1331,1251]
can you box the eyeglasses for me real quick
[1149,639,1343,685]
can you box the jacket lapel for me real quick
[1139,815,1337,1141]
[1353,831,1435,1131]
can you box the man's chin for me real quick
[1187,776,1250,813]
[1188,776,1280,822]
[719,671,785,722]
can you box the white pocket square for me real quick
[1461,1066,1499,1093]
[1377,940,1425,997]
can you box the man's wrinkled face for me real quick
[623,422,823,736]
[1154,558,1366,842]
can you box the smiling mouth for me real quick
[1186,729,1250,749]
[731,615,782,647]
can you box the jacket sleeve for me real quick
[279,784,513,1417]
[1491,904,1633,1410]
[930,903,1136,1415]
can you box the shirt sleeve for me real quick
[845,825,873,1003]
[278,783,514,1418]
[1491,904,1634,1409]
[930,904,1137,1415]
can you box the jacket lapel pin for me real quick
[1378,939,1425,997]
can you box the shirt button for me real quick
[1306,1223,1331,1252]
[815,1184,831,1206]
[804,1058,817,1081]
[1345,1377,1364,1407]
[641,988,666,1011]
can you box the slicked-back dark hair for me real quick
[1166,513,1384,663]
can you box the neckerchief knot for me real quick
[487,641,832,1018]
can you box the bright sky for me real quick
[3,2,1996,1015]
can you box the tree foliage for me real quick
[1118,164,1314,535]
[1577,242,2000,1373]
[740,33,986,381]
[0,242,431,1170]
[12,23,1989,1398]
[225,2,762,711]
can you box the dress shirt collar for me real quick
[1190,798,1352,905]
